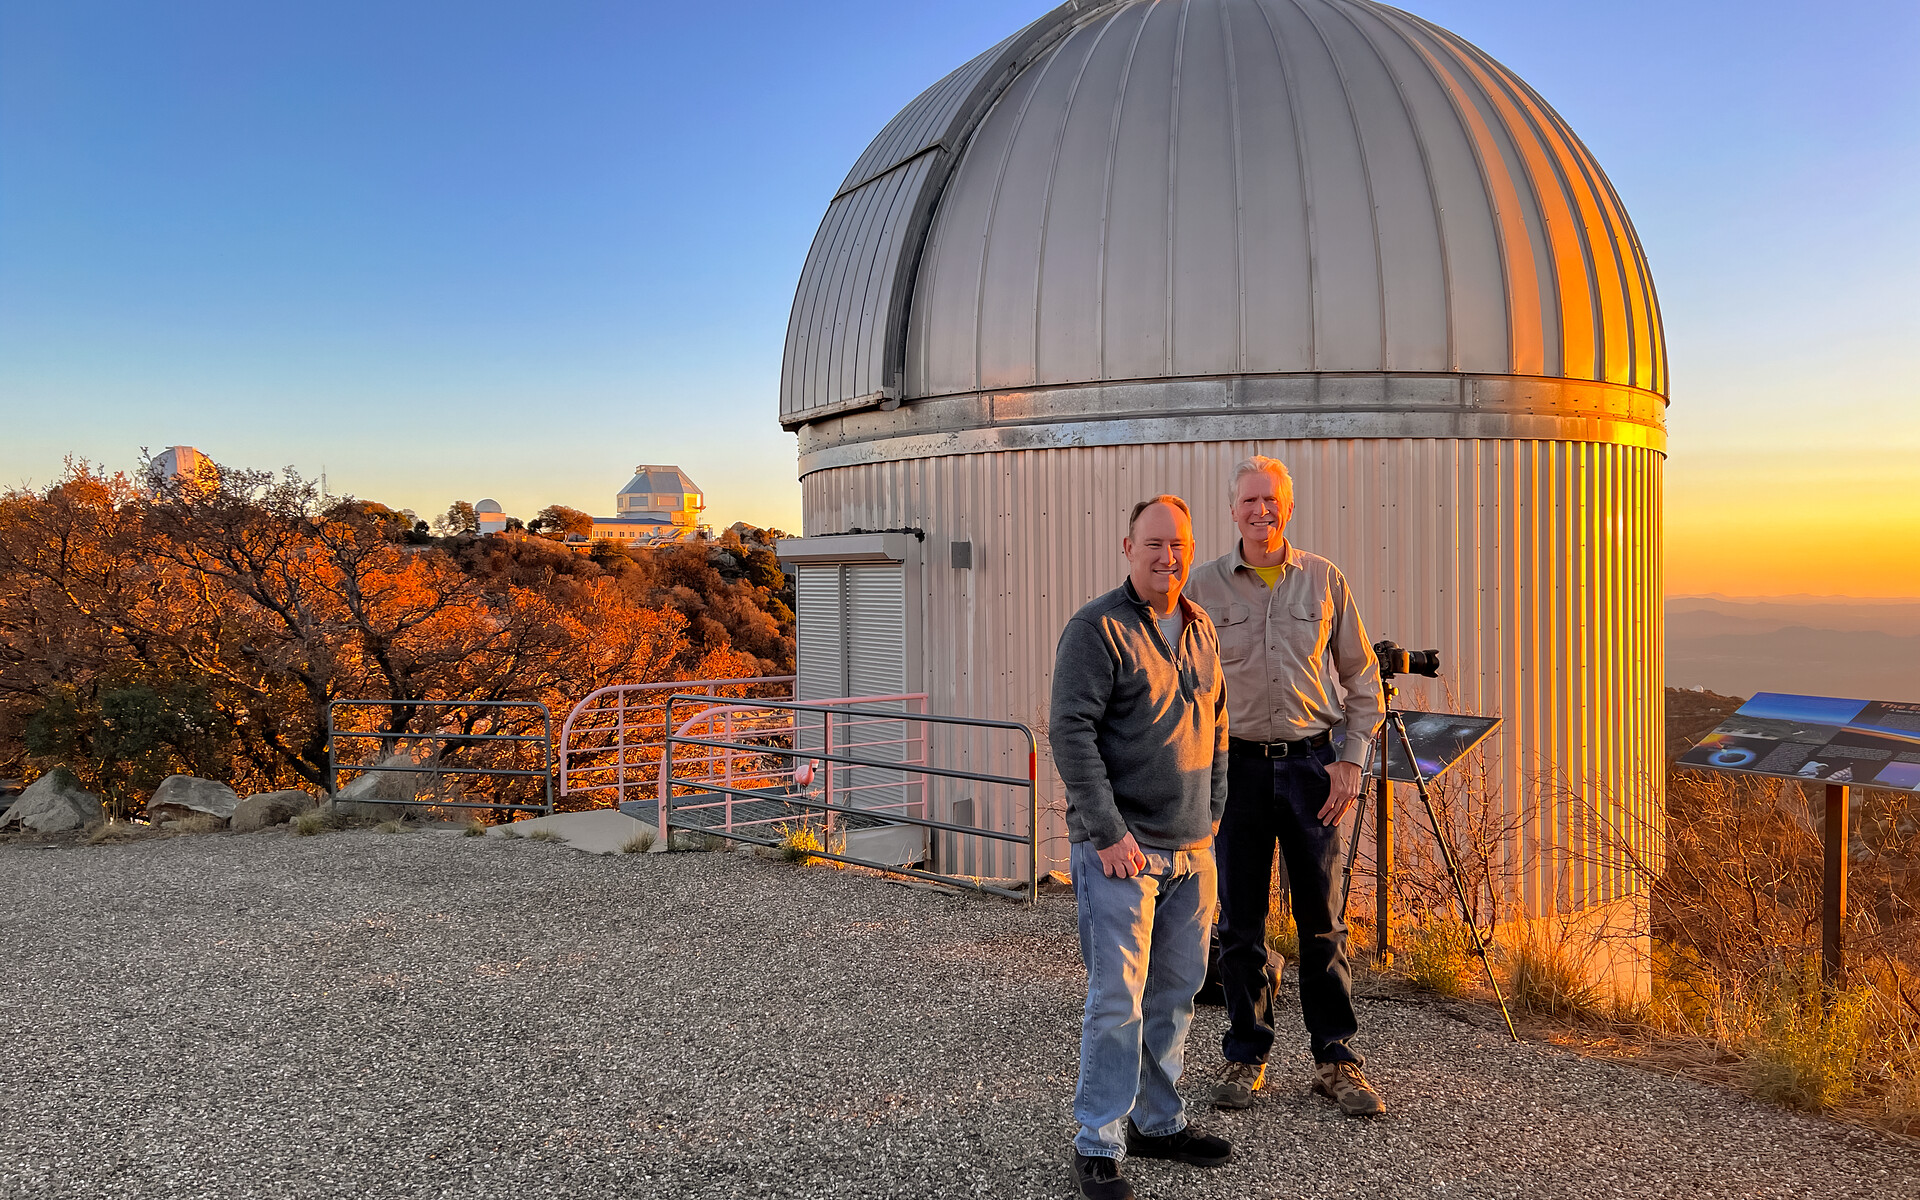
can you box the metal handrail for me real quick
[659,694,1040,902]
[555,675,794,804]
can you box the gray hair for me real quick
[1227,456,1293,508]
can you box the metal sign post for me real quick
[1824,783,1848,988]
[1375,771,1393,965]
[1350,707,1503,967]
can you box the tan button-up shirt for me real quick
[1184,540,1384,766]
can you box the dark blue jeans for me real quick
[1216,743,1361,1066]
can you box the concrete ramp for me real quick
[488,809,653,855]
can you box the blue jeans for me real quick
[1071,838,1218,1160]
[1216,743,1361,1066]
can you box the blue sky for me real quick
[2,1,1915,591]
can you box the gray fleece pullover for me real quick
[1048,580,1230,851]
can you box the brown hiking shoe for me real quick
[1210,1059,1266,1109]
[1313,1061,1386,1116]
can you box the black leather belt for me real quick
[1228,732,1332,759]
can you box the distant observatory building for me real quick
[777,0,1666,984]
[591,465,707,544]
[148,445,217,493]
[474,499,509,536]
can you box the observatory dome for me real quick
[779,0,1669,961]
[782,0,1665,471]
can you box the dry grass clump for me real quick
[462,821,488,837]
[1505,930,1605,1021]
[775,821,826,864]
[524,829,565,844]
[621,829,656,854]
[1265,915,1300,962]
[1884,1057,1920,1137]
[772,821,845,866]
[291,810,330,837]
[83,820,162,845]
[1402,920,1473,997]
[669,828,731,852]
[373,819,409,834]
[160,813,227,835]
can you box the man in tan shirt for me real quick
[1183,455,1387,1117]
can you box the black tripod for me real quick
[1340,682,1518,1041]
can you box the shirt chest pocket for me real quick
[1215,602,1256,661]
[1290,597,1331,658]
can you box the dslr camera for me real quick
[1373,639,1440,679]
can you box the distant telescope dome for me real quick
[475,499,504,514]
[781,0,1665,470]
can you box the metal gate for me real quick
[326,699,555,814]
[659,695,1040,901]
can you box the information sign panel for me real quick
[1678,692,1920,789]
[1337,711,1501,783]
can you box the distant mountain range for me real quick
[1666,595,1920,702]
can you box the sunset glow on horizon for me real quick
[1,1,1913,596]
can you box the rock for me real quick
[330,753,428,820]
[231,789,317,832]
[147,775,240,825]
[0,768,106,833]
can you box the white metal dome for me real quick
[781,0,1665,472]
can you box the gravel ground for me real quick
[3,830,1917,1200]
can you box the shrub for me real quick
[462,821,487,838]
[373,819,408,834]
[525,829,564,844]
[291,811,327,836]
[621,829,656,854]
[1739,966,1877,1112]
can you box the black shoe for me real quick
[1072,1152,1135,1200]
[1125,1119,1233,1168]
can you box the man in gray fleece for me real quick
[1049,494,1232,1200]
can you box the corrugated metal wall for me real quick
[801,438,1663,914]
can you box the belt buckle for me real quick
[1272,740,1291,759]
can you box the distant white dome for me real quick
[475,499,504,514]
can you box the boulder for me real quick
[330,753,427,820]
[147,775,240,825]
[0,768,106,833]
[231,789,317,832]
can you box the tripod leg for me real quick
[1339,772,1367,922]
[1391,713,1520,1043]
